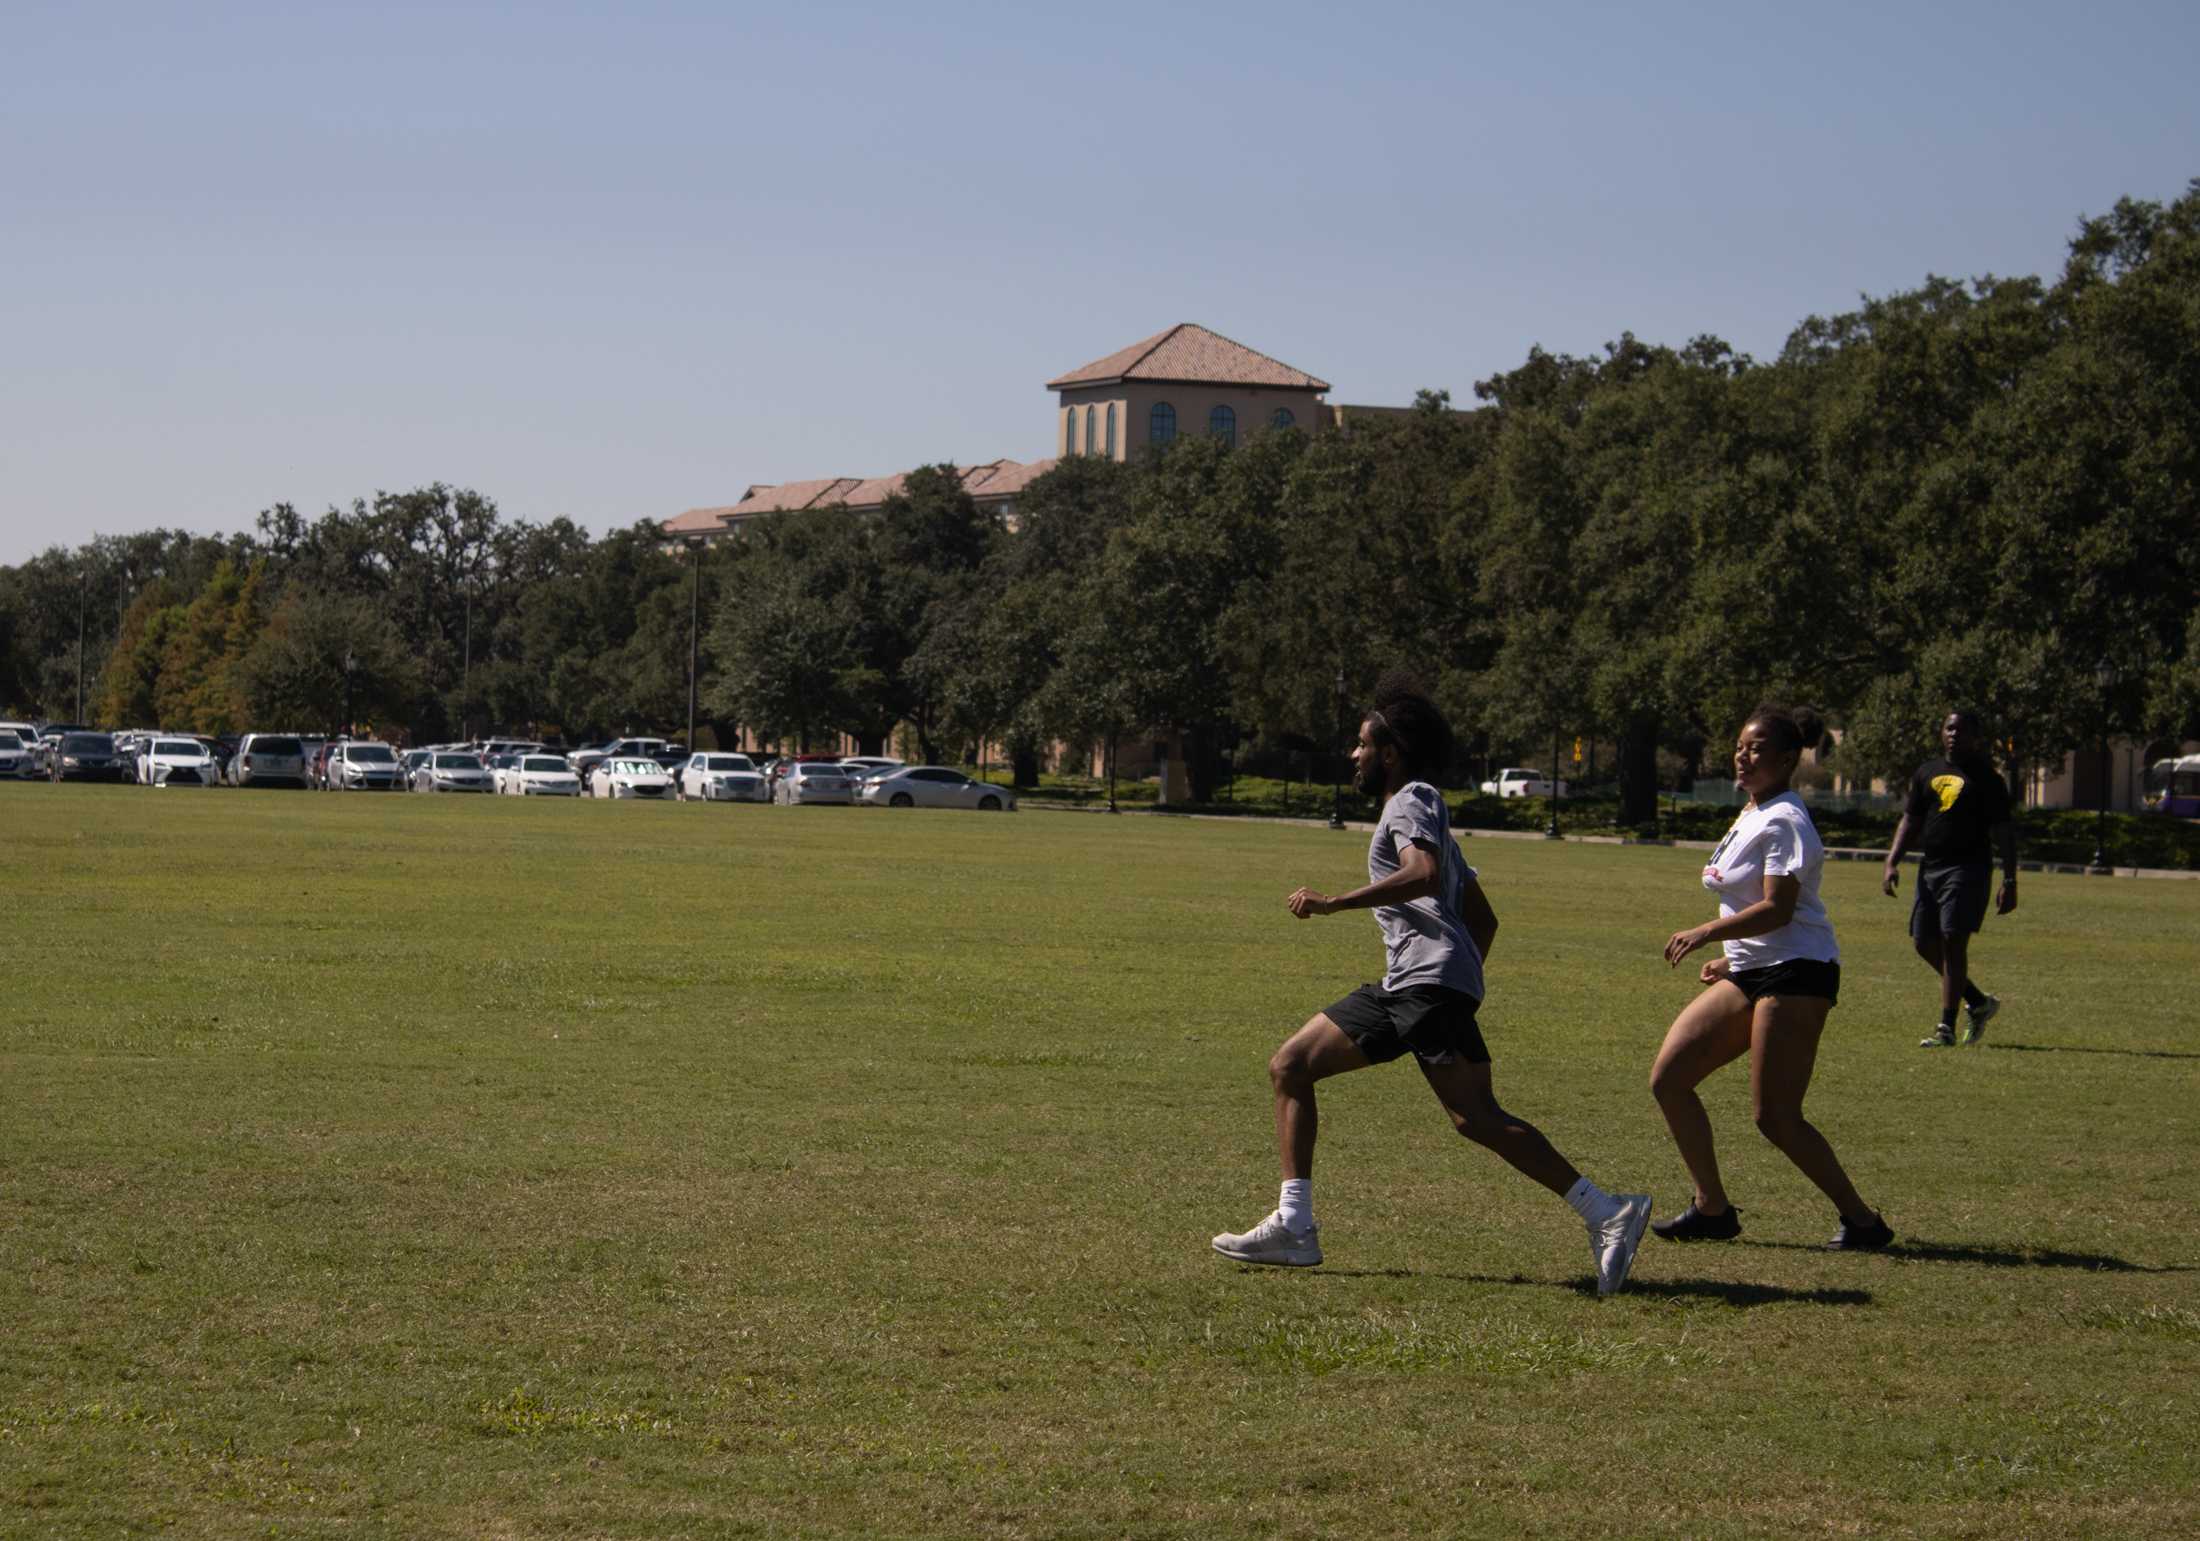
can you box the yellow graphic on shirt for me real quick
[1930,774,1965,812]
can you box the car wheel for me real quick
[890,792,914,808]
[979,794,1001,811]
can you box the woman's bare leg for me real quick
[1649,982,1753,1212]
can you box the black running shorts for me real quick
[1911,861,1992,942]
[1727,957,1841,1006]
[1322,983,1490,1066]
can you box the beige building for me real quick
[1049,323,1332,461]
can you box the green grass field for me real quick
[4,787,2197,1538]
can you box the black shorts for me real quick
[1323,984,1490,1066]
[1911,862,1991,942]
[1727,958,1840,1006]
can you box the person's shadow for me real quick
[1310,1267,1870,1307]
[1990,1041,2200,1062]
[1739,1239,2190,1273]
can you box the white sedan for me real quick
[1479,767,1568,798]
[857,766,1016,811]
[137,737,220,787]
[499,753,583,796]
[590,756,674,800]
[775,761,857,805]
[413,752,494,793]
[678,752,768,803]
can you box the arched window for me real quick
[1209,404,1236,445]
[1104,403,1117,458]
[1150,401,1176,445]
[1084,404,1096,455]
[1065,407,1080,456]
[1271,407,1295,430]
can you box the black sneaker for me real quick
[1826,1213,1895,1251]
[1651,1201,1741,1242]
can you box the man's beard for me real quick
[1352,760,1384,798]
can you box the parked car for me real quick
[840,756,905,780]
[677,752,768,803]
[775,760,857,806]
[1479,767,1568,799]
[1,721,45,776]
[136,736,219,787]
[399,749,432,788]
[498,753,582,797]
[49,731,127,783]
[857,765,1017,811]
[412,751,493,793]
[231,734,308,788]
[328,741,404,791]
[589,756,674,800]
[0,727,38,780]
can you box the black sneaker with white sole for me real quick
[1826,1213,1895,1251]
[1651,1201,1741,1242]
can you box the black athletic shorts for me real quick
[1911,861,1992,942]
[1323,983,1491,1066]
[1727,958,1841,1006]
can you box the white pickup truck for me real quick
[1480,767,1569,798]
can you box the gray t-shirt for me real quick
[1369,781,1484,998]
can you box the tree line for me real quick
[4,183,2195,824]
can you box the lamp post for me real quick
[342,648,355,739]
[2091,658,2118,871]
[685,536,703,749]
[1106,730,1118,815]
[1329,668,1347,830]
[1545,729,1562,839]
[75,566,87,722]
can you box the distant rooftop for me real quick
[1046,323,1331,392]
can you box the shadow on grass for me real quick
[1991,1040,2200,1061]
[1739,1239,2194,1273]
[1311,1268,1869,1307]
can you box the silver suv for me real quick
[231,733,307,788]
[328,741,404,791]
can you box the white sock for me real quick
[1278,1179,1313,1233]
[1564,1176,1616,1224]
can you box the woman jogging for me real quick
[1212,675,1653,1295]
[1648,705,1893,1251]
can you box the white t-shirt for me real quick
[1700,792,1839,969]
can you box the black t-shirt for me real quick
[1905,756,2013,865]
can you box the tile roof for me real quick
[1046,323,1330,391]
[663,505,738,535]
[662,461,1058,538]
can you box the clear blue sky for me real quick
[5,0,2196,564]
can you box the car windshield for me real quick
[63,734,114,753]
[254,737,303,756]
[434,754,482,770]
[613,759,662,775]
[794,764,842,779]
[0,732,20,749]
[523,757,570,772]
[349,745,396,763]
[155,740,201,756]
[706,756,753,771]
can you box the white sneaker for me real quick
[1591,1194,1652,1296]
[1212,1211,1322,1267]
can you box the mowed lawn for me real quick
[4,787,2196,1539]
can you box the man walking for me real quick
[1211,676,1652,1295]
[1882,710,2019,1047]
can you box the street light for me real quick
[2091,658,2118,871]
[685,536,704,749]
[1329,668,1347,830]
[342,648,356,739]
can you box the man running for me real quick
[1211,676,1652,1295]
[1882,709,2019,1047]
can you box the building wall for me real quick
[1058,382,1329,461]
